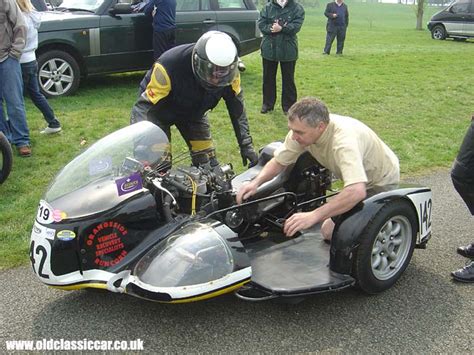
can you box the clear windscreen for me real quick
[44,121,170,204]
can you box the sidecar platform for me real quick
[239,225,355,300]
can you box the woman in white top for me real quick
[16,0,62,134]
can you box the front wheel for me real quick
[0,131,13,184]
[352,200,417,294]
[37,50,81,98]
[431,25,446,40]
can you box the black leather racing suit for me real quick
[130,44,257,167]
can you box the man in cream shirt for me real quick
[236,97,399,242]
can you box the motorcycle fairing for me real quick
[125,267,251,303]
[32,217,254,303]
[124,220,253,303]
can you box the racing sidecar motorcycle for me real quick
[30,121,433,303]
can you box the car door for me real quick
[214,0,259,55]
[464,0,474,36]
[445,0,471,35]
[176,0,217,45]
[98,0,153,73]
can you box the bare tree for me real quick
[415,0,427,30]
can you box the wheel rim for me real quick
[433,29,443,40]
[371,215,412,281]
[39,58,74,96]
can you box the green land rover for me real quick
[37,0,262,97]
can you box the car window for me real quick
[177,0,211,11]
[217,0,247,10]
[451,0,471,13]
[58,0,105,11]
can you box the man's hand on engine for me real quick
[240,144,258,167]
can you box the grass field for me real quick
[1,2,473,269]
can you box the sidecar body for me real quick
[30,122,432,303]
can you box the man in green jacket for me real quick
[258,0,304,115]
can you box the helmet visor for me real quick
[194,54,238,88]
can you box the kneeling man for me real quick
[236,97,400,241]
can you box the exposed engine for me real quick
[152,164,235,220]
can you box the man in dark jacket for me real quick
[144,0,176,60]
[130,31,258,169]
[323,0,349,55]
[258,0,305,115]
[450,116,474,283]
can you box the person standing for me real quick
[0,0,31,157]
[144,0,176,61]
[17,0,62,134]
[450,116,474,283]
[323,0,349,55]
[130,31,258,169]
[258,0,305,115]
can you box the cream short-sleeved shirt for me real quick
[274,114,400,188]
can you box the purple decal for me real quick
[115,172,143,196]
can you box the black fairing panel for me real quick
[49,191,160,275]
[329,185,425,275]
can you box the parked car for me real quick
[37,0,262,97]
[427,0,474,41]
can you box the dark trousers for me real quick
[148,108,218,167]
[262,58,296,112]
[21,60,61,128]
[324,25,347,54]
[451,119,474,215]
[152,29,176,61]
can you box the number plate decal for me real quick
[36,200,54,224]
[407,191,433,243]
[30,221,53,280]
[36,200,67,224]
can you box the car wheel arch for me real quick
[37,43,87,77]
[36,46,84,97]
[431,24,447,40]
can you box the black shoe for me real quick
[457,243,474,258]
[322,52,329,55]
[451,261,474,283]
[260,105,273,114]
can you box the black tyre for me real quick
[352,200,417,294]
[0,131,13,184]
[431,25,446,40]
[37,50,81,98]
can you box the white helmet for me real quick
[192,31,238,89]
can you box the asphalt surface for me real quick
[1,169,473,353]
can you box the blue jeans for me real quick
[0,56,30,147]
[21,60,61,128]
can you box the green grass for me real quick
[1,2,472,269]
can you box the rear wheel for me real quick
[352,200,417,294]
[37,50,81,98]
[431,25,446,40]
[0,131,13,184]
